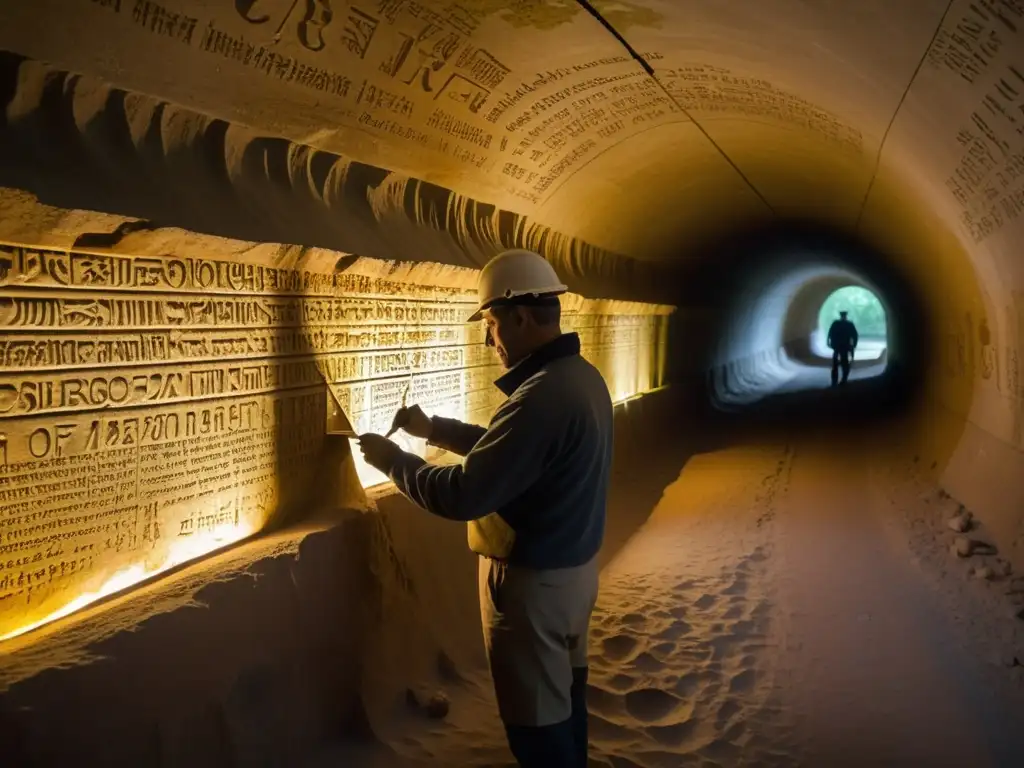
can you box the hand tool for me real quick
[384,377,413,439]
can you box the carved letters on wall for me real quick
[12,1,866,213]
[0,243,672,640]
[926,0,1024,244]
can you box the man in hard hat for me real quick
[827,310,859,386]
[356,249,613,767]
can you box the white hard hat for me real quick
[468,249,568,322]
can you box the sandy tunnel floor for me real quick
[312,427,1024,768]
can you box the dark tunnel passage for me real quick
[682,221,932,430]
[1,1,1024,767]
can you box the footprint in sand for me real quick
[673,579,696,592]
[631,651,665,673]
[590,713,636,742]
[729,669,757,694]
[722,577,748,596]
[723,604,744,619]
[645,718,698,747]
[730,619,757,637]
[602,633,640,660]
[587,684,626,717]
[747,546,769,562]
[709,635,739,660]
[704,732,742,761]
[605,673,636,692]
[669,605,689,619]
[715,698,742,727]
[694,593,717,609]
[674,672,699,697]
[654,621,691,641]
[624,688,685,722]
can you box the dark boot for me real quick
[505,718,576,767]
[570,666,589,767]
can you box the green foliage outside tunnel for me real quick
[818,286,887,339]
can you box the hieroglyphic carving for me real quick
[925,0,1024,242]
[979,315,1000,383]
[484,56,862,202]
[0,246,469,299]
[925,0,1020,85]
[660,64,864,153]
[15,1,855,211]
[0,243,672,640]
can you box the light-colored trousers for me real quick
[478,555,599,727]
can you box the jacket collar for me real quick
[494,332,581,396]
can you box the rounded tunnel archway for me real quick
[698,222,927,410]
[812,284,889,363]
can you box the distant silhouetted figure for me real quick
[827,310,859,386]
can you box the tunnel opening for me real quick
[681,219,931,430]
[781,274,891,383]
[812,284,889,364]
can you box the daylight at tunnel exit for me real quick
[1,1,1023,767]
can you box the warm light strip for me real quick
[0,520,257,643]
[1,385,671,642]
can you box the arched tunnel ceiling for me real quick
[0,2,1017,256]
[0,1,1019,349]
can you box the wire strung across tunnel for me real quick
[854,0,957,230]
[571,0,777,216]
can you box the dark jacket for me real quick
[828,319,858,352]
[387,332,614,569]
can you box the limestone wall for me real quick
[0,242,673,642]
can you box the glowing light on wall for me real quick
[0,244,673,641]
[0,518,256,642]
[349,303,673,489]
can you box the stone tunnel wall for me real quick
[1,0,1024,612]
[0,241,673,642]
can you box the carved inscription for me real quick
[0,391,320,636]
[660,65,863,153]
[926,0,1021,84]
[925,0,1024,242]
[0,243,671,639]
[61,1,671,204]
[65,1,859,206]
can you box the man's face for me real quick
[482,307,525,369]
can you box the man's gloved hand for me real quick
[356,433,404,473]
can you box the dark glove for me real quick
[356,433,404,473]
